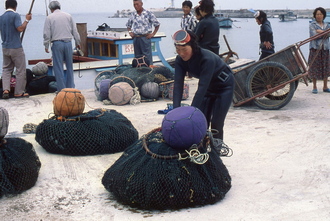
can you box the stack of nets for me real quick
[0,138,41,198]
[26,68,57,95]
[94,65,174,101]
[102,128,232,210]
[94,70,117,101]
[35,109,138,156]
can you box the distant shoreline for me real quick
[111,8,330,19]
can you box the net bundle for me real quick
[26,69,57,95]
[0,138,41,198]
[94,65,174,101]
[116,66,174,89]
[0,107,9,140]
[102,128,231,210]
[31,61,48,76]
[35,109,139,156]
[94,70,117,100]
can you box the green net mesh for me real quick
[0,138,41,198]
[35,109,138,156]
[95,66,174,101]
[102,128,231,210]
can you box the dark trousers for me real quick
[259,51,274,60]
[133,36,152,65]
[200,74,234,140]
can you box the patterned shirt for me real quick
[181,12,198,31]
[309,20,330,50]
[126,9,160,35]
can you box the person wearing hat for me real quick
[254,10,275,60]
[172,30,234,140]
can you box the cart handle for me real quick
[297,28,330,48]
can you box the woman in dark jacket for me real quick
[254,10,275,60]
[194,0,219,54]
[172,30,234,140]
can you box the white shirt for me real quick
[43,9,81,49]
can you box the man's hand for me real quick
[25,13,32,21]
[264,41,272,49]
[146,33,154,39]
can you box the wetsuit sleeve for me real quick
[262,23,273,42]
[173,56,186,108]
[194,19,205,41]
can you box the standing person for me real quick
[181,1,198,32]
[254,10,275,60]
[172,30,234,140]
[43,1,81,92]
[308,7,330,94]
[194,0,219,54]
[0,0,31,99]
[126,0,160,65]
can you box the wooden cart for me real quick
[231,29,330,110]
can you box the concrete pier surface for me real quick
[0,78,329,221]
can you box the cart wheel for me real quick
[246,61,295,110]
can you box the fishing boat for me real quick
[215,13,233,28]
[279,11,297,22]
[29,24,174,75]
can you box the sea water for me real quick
[0,13,312,73]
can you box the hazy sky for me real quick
[4,0,330,14]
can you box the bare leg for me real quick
[313,78,317,90]
[323,78,328,90]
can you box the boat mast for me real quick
[171,0,174,8]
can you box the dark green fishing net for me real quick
[102,128,231,210]
[35,109,138,156]
[0,138,41,198]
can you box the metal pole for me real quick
[20,0,35,42]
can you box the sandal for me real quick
[157,103,174,114]
[2,90,9,99]
[14,93,29,98]
[323,88,330,93]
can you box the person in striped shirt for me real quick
[180,1,198,32]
